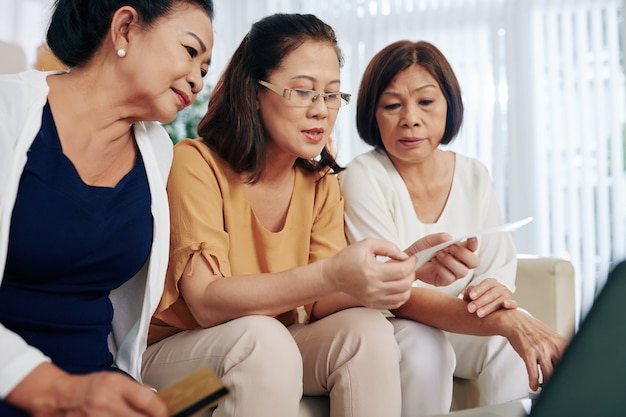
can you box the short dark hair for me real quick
[197,13,344,184]
[356,40,464,148]
[47,0,214,68]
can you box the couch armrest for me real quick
[513,256,576,339]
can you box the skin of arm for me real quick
[391,287,568,391]
[308,231,479,320]
[179,238,418,328]
[6,363,167,417]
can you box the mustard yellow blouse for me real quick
[149,139,346,344]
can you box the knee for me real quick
[210,316,304,413]
[393,318,455,376]
[226,315,302,375]
[331,308,399,358]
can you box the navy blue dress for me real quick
[0,102,152,416]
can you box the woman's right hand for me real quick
[410,234,480,287]
[321,238,417,310]
[7,363,168,417]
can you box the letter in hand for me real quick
[411,217,533,284]
[407,233,479,287]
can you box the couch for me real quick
[205,255,577,417]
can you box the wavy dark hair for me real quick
[197,13,345,184]
[356,40,464,149]
[47,0,214,68]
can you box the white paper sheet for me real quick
[413,217,534,270]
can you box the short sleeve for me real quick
[309,172,347,263]
[303,172,347,320]
[150,140,233,340]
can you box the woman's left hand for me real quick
[411,234,480,287]
[463,278,517,317]
[502,310,569,391]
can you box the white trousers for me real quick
[142,308,402,417]
[390,317,530,417]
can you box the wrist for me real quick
[488,308,518,338]
[7,362,72,415]
[318,257,336,291]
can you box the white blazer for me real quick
[0,70,172,397]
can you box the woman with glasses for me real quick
[140,13,451,417]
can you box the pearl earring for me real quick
[117,48,126,58]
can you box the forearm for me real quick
[307,292,362,321]
[391,286,513,337]
[181,256,337,328]
[8,363,168,417]
[393,280,568,394]
[182,239,417,327]
[6,362,70,415]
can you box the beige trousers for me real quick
[142,307,402,417]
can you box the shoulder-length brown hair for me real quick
[356,40,464,149]
[197,13,345,183]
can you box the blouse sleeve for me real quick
[309,173,347,262]
[151,140,232,333]
[303,172,347,319]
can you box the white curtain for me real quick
[1,0,625,320]
[0,0,53,67]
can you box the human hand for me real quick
[463,278,517,317]
[322,238,417,310]
[62,372,168,417]
[502,311,569,391]
[409,233,479,286]
[7,364,168,417]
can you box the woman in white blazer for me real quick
[0,1,214,416]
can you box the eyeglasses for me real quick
[258,80,351,109]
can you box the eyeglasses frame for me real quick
[257,80,351,108]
